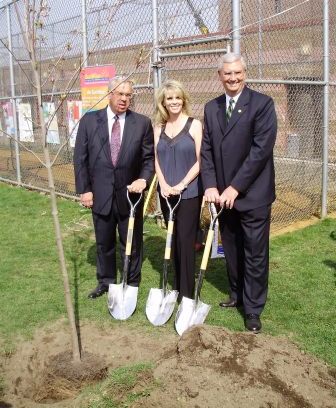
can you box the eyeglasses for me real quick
[111,91,133,99]
[222,71,244,78]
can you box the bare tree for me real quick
[22,0,83,362]
[1,0,152,362]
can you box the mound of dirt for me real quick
[148,326,336,407]
[1,320,335,407]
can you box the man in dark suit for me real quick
[74,76,154,299]
[201,53,277,332]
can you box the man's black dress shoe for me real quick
[245,313,262,333]
[219,298,242,308]
[88,284,108,299]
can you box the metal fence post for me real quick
[152,0,161,89]
[257,0,263,78]
[321,0,329,218]
[152,0,161,215]
[81,0,88,67]
[7,3,21,184]
[232,0,241,54]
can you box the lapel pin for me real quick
[238,109,242,113]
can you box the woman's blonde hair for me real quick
[154,80,191,125]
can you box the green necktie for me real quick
[226,98,235,122]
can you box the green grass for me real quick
[0,182,335,369]
[84,363,155,408]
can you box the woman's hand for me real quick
[171,182,185,195]
[160,182,173,197]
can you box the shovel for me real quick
[107,190,143,320]
[146,193,182,326]
[195,196,206,251]
[175,203,224,335]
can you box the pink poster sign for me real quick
[80,65,116,113]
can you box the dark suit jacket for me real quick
[201,86,277,212]
[73,107,154,216]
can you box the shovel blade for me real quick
[145,288,178,326]
[107,283,138,320]
[174,296,211,336]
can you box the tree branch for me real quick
[1,130,45,166]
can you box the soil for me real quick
[0,320,335,408]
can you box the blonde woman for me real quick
[154,80,203,301]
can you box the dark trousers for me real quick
[160,195,201,299]
[92,196,143,287]
[219,205,271,315]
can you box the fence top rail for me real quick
[0,89,79,101]
[160,48,228,59]
[0,83,153,101]
[159,35,231,50]
[247,79,326,86]
[0,80,328,101]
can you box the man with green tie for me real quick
[201,53,277,333]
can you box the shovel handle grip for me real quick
[209,203,224,229]
[164,220,174,260]
[127,190,143,217]
[200,229,214,271]
[165,194,182,220]
[125,216,135,256]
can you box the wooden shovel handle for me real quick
[125,216,135,256]
[200,229,214,271]
[164,220,174,260]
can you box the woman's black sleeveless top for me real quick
[156,117,202,199]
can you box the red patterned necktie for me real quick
[110,115,121,166]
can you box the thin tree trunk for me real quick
[32,53,81,363]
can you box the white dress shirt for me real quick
[107,105,126,142]
[225,92,242,111]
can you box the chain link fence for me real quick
[0,0,334,232]
[240,0,336,229]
